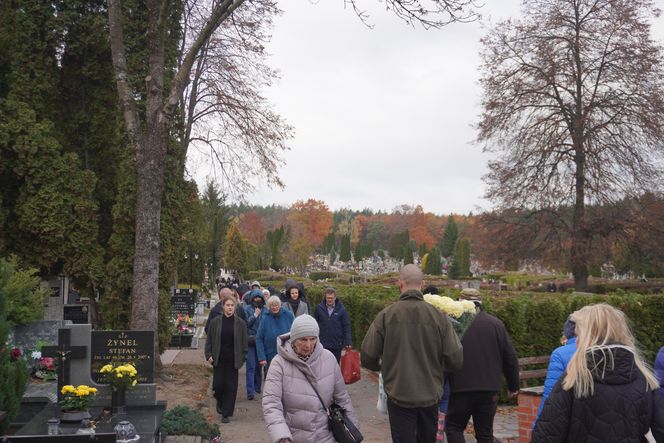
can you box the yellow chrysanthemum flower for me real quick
[61,385,76,394]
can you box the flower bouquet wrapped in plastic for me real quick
[424,293,478,338]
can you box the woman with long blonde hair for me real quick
[532,303,664,442]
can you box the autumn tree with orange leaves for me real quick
[239,210,265,245]
[287,199,333,247]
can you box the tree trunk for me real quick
[130,0,167,332]
[571,139,589,291]
[130,128,166,330]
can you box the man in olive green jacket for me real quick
[361,264,463,443]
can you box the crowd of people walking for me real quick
[204,270,664,442]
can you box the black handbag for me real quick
[328,402,364,443]
[296,366,364,443]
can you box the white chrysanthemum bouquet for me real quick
[424,293,477,337]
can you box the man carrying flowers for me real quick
[445,294,520,443]
[361,264,463,443]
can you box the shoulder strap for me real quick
[295,365,328,412]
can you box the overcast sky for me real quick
[190,0,664,216]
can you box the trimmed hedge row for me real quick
[484,292,664,362]
[314,285,664,362]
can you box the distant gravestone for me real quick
[63,305,89,324]
[460,280,481,290]
[171,288,197,317]
[90,330,154,384]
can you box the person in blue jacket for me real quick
[257,295,294,372]
[244,289,268,400]
[533,316,577,426]
[656,346,664,396]
[313,287,352,363]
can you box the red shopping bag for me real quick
[341,349,361,384]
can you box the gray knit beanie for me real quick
[290,314,319,341]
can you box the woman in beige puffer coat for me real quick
[262,314,359,443]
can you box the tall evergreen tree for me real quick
[200,182,230,277]
[0,259,29,433]
[339,234,351,262]
[266,225,285,271]
[424,247,442,275]
[403,245,414,265]
[449,238,471,279]
[388,230,410,260]
[354,242,363,262]
[224,223,249,279]
[439,216,458,257]
[323,233,336,254]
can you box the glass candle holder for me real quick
[47,418,60,435]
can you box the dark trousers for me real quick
[387,397,438,443]
[329,347,342,363]
[445,391,499,443]
[212,360,239,418]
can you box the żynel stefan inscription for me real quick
[90,330,154,384]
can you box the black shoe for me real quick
[221,416,230,423]
[255,389,261,394]
[247,394,254,400]
[216,404,222,414]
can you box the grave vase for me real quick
[111,388,127,414]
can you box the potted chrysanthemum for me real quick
[99,362,138,413]
[59,384,98,422]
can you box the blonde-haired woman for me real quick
[532,303,664,442]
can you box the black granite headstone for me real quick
[171,289,196,317]
[63,305,89,324]
[90,331,154,384]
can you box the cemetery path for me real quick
[159,338,392,442]
[157,339,521,442]
[156,311,516,442]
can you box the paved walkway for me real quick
[161,316,519,443]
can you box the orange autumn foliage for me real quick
[287,199,333,247]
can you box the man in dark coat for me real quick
[313,287,352,363]
[445,298,520,443]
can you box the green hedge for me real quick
[306,284,398,347]
[319,285,664,362]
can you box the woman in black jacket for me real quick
[204,294,248,423]
[532,303,664,442]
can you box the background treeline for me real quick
[209,194,664,280]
